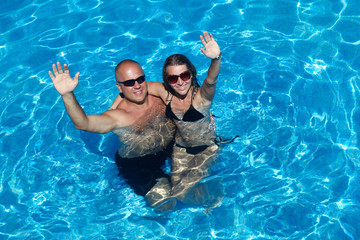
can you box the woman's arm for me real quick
[198,31,221,103]
[109,93,123,110]
[147,82,170,103]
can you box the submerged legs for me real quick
[170,144,224,208]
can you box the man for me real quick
[49,60,175,210]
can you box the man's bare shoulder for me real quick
[103,105,128,114]
[101,108,134,128]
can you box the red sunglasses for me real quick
[167,70,192,84]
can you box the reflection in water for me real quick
[145,143,224,212]
[2,0,360,238]
[171,144,220,203]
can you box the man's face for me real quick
[116,63,148,104]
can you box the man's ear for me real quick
[116,82,125,98]
[116,82,122,92]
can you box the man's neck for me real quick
[122,96,150,110]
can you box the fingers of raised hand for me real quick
[201,31,215,47]
[48,71,55,81]
[63,64,70,75]
[203,31,212,42]
[57,62,63,74]
[200,35,207,46]
[74,72,80,82]
[51,63,59,76]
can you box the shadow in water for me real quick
[80,131,119,158]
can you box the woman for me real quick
[112,31,222,209]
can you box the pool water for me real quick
[1,0,360,239]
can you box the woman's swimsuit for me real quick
[165,90,204,122]
[165,88,216,149]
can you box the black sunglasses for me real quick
[118,75,146,87]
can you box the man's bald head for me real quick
[115,59,143,82]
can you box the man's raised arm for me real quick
[49,62,118,134]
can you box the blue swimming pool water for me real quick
[1,0,360,239]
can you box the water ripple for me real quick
[0,0,360,239]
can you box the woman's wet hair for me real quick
[162,54,200,96]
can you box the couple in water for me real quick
[49,31,222,211]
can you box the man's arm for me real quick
[49,62,119,134]
[198,31,221,103]
[61,93,119,133]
